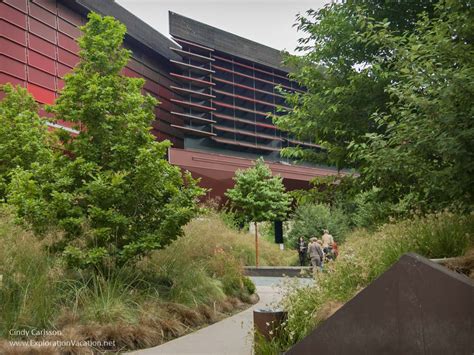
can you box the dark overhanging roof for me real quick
[169,12,290,72]
[60,0,181,62]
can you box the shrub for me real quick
[140,214,293,305]
[287,203,350,247]
[243,276,256,295]
[351,187,394,228]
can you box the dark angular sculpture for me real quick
[287,253,474,355]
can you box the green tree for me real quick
[0,84,54,199]
[7,13,204,268]
[225,158,291,266]
[276,0,472,213]
[274,1,434,169]
[354,0,474,210]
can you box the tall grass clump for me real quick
[181,214,296,267]
[140,214,293,305]
[0,208,62,336]
[0,209,267,352]
[258,212,474,354]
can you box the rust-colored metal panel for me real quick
[29,2,56,28]
[28,67,56,90]
[1,37,27,63]
[3,0,27,14]
[254,309,287,341]
[169,148,340,183]
[29,18,56,44]
[287,253,474,355]
[28,50,56,74]
[58,32,80,54]
[28,33,55,59]
[58,18,81,39]
[0,55,26,80]
[1,2,27,29]
[1,20,27,46]
[27,82,55,104]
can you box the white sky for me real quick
[116,0,331,54]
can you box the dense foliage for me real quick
[355,0,474,210]
[275,0,472,213]
[287,203,350,247]
[6,13,204,268]
[274,1,434,169]
[0,84,53,199]
[225,158,291,224]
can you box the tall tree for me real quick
[225,158,291,266]
[355,0,474,210]
[274,1,435,169]
[275,0,473,212]
[7,13,204,268]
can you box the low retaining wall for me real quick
[244,266,312,277]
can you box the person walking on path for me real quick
[296,237,308,266]
[308,237,324,273]
[322,229,334,255]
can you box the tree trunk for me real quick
[255,221,259,267]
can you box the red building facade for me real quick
[1,0,341,198]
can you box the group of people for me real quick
[296,229,339,271]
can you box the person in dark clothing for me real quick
[296,237,308,266]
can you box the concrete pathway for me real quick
[132,277,311,355]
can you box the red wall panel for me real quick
[58,18,81,39]
[32,0,57,14]
[28,33,56,60]
[58,32,80,54]
[3,0,27,14]
[0,0,179,144]
[58,48,79,68]
[143,79,160,95]
[0,38,27,63]
[0,72,25,87]
[28,50,56,74]
[57,78,64,90]
[1,2,27,29]
[157,98,172,112]
[29,18,56,44]
[57,63,71,78]
[122,67,141,78]
[27,82,55,104]
[0,20,27,46]
[29,2,57,28]
[0,55,26,80]
[57,3,83,26]
[28,67,56,90]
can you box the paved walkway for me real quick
[132,277,310,355]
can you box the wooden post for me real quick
[255,221,259,267]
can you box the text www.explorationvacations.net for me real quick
[9,340,116,348]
